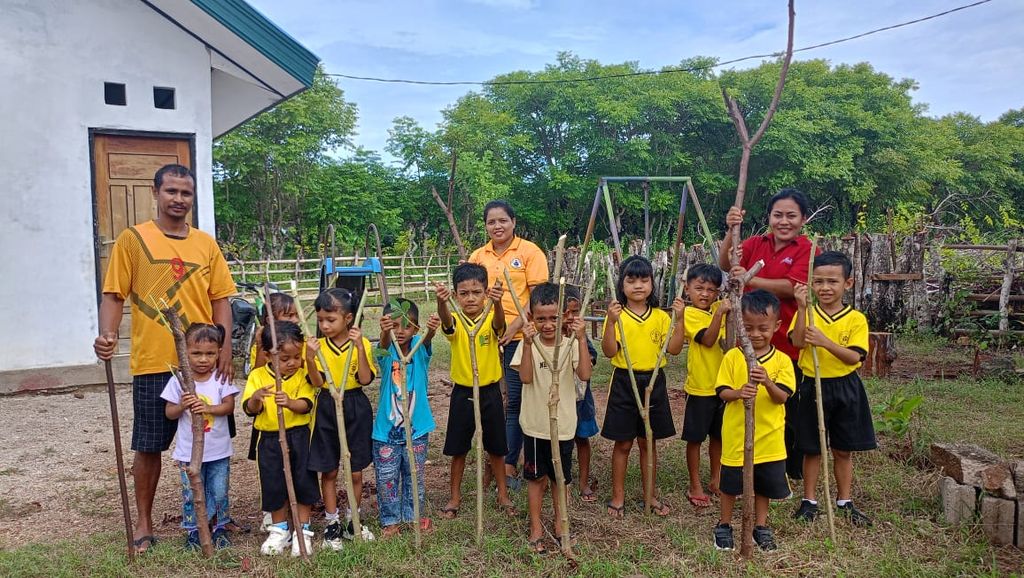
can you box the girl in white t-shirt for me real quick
[162,323,239,550]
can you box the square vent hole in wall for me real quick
[153,87,175,110]
[104,82,126,106]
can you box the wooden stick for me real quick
[103,360,134,563]
[163,309,215,557]
[549,277,573,557]
[999,239,1018,334]
[685,180,719,266]
[601,181,623,265]
[387,327,428,550]
[447,283,501,545]
[721,1,796,557]
[429,150,468,260]
[805,236,837,544]
[333,291,368,541]
[667,181,689,303]
[262,283,308,560]
[605,258,654,514]
[551,234,567,282]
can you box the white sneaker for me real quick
[260,512,273,533]
[323,519,344,551]
[260,525,291,555]
[291,528,314,557]
[342,520,376,541]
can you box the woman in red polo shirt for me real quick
[469,200,549,488]
[719,188,816,480]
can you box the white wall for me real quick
[0,0,216,371]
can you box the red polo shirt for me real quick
[740,233,816,359]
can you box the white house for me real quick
[0,0,319,392]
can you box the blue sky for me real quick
[249,0,1023,158]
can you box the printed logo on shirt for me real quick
[839,332,851,346]
[781,257,793,265]
[510,257,523,269]
[649,328,666,346]
[478,333,491,347]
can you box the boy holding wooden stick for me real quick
[789,251,876,527]
[436,263,516,517]
[714,290,795,551]
[512,283,593,554]
[243,321,322,556]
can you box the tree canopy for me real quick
[214,56,1024,259]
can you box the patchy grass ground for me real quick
[1,332,1022,577]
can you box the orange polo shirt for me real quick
[470,236,548,339]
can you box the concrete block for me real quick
[980,496,1015,546]
[1012,460,1024,498]
[1018,498,1024,549]
[939,476,976,525]
[931,443,1015,499]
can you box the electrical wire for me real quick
[323,0,995,87]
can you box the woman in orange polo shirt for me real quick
[469,200,549,488]
[719,188,817,481]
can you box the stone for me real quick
[939,476,976,525]
[930,443,1015,499]
[1018,499,1024,549]
[980,496,1015,546]
[1012,461,1024,498]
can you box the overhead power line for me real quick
[323,0,994,87]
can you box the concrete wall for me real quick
[0,0,216,372]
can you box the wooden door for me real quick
[93,133,193,286]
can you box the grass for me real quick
[3,332,1023,576]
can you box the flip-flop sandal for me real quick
[528,537,549,555]
[650,500,672,517]
[381,525,402,539]
[687,492,712,508]
[439,506,459,519]
[606,501,625,519]
[132,535,158,554]
[499,502,518,517]
[580,486,598,503]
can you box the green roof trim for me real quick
[190,0,319,88]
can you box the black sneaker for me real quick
[184,529,201,551]
[212,527,231,549]
[713,523,735,551]
[838,501,872,527]
[753,526,777,551]
[793,499,818,522]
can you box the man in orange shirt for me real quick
[94,164,236,554]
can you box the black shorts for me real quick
[131,372,177,453]
[601,368,675,442]
[681,394,724,442]
[720,460,790,500]
[443,382,507,457]
[256,425,320,511]
[796,372,878,454]
[309,387,373,472]
[522,434,573,483]
[247,423,258,461]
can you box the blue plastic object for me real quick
[322,257,383,276]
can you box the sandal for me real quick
[132,535,158,554]
[528,537,549,555]
[439,505,459,520]
[687,492,712,508]
[580,486,598,503]
[606,501,625,519]
[498,502,518,517]
[420,518,434,534]
[381,525,402,539]
[650,500,671,517]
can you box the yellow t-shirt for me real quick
[102,221,236,376]
[242,365,316,431]
[443,309,503,386]
[788,305,869,378]
[683,301,726,396]
[717,346,795,467]
[470,236,549,339]
[511,336,580,440]
[316,336,378,390]
[602,306,672,371]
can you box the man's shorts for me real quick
[601,368,675,441]
[681,394,724,443]
[796,372,878,454]
[256,425,320,511]
[308,387,374,472]
[720,459,790,500]
[131,372,177,453]
[522,434,574,483]
[443,382,507,457]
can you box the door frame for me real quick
[88,128,197,303]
